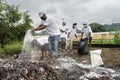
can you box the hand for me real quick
[31,29,35,33]
[80,38,83,41]
[77,38,79,41]
[65,31,67,34]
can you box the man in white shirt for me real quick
[32,11,60,58]
[66,23,78,52]
[81,22,93,48]
[59,22,67,51]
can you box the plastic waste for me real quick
[78,38,89,55]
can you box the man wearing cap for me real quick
[59,22,67,51]
[32,11,60,58]
[81,22,93,49]
[66,23,78,53]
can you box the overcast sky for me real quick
[9,0,120,29]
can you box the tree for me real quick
[89,23,107,32]
[22,11,33,30]
[0,0,33,48]
[0,0,9,48]
[5,5,21,27]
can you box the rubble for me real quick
[0,56,120,80]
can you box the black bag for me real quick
[78,38,89,55]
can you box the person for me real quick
[81,22,93,49]
[32,11,60,59]
[66,23,78,52]
[31,38,48,60]
[59,22,67,51]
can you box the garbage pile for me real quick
[0,56,120,80]
[0,59,66,80]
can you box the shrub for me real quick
[114,31,120,44]
[3,41,22,55]
[0,48,5,56]
[94,39,106,44]
[93,39,114,44]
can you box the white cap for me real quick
[38,11,45,17]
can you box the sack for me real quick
[90,50,104,67]
[78,38,89,55]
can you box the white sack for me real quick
[90,50,104,67]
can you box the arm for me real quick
[88,26,92,39]
[32,24,47,32]
[88,32,91,38]
[81,27,84,39]
[81,32,83,39]
[60,29,66,32]
[75,34,78,40]
[68,32,70,38]
[75,34,77,38]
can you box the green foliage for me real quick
[93,31,120,44]
[23,11,33,27]
[103,23,120,31]
[94,39,114,44]
[2,41,22,55]
[0,48,5,56]
[5,5,21,27]
[94,39,105,44]
[0,0,33,47]
[114,31,120,44]
[0,41,22,56]
[89,23,107,32]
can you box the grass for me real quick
[0,41,22,56]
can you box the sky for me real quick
[8,0,120,29]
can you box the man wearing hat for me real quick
[66,23,78,53]
[59,22,67,51]
[32,11,60,58]
[81,22,93,49]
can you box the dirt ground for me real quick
[0,47,120,80]
[69,47,120,70]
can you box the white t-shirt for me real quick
[41,18,60,36]
[36,37,48,46]
[81,26,93,38]
[68,28,77,40]
[60,25,67,38]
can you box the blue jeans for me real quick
[48,34,60,56]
